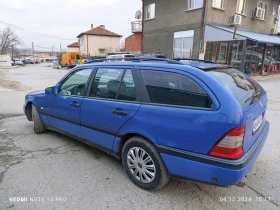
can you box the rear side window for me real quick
[71,54,75,59]
[207,69,265,108]
[118,69,137,101]
[142,70,212,108]
[89,68,124,99]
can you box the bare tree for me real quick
[0,27,21,55]
[120,38,125,52]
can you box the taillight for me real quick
[208,125,245,159]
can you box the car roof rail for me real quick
[173,58,215,63]
[85,57,184,65]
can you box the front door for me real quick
[45,68,93,138]
[80,67,141,150]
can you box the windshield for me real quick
[207,68,265,108]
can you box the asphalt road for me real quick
[0,64,279,210]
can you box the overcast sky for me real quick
[0,0,142,51]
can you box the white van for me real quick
[106,54,135,62]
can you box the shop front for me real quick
[204,24,280,76]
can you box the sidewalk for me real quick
[251,74,280,81]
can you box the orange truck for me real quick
[61,52,80,68]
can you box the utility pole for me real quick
[11,44,14,60]
[52,46,54,56]
[32,42,34,61]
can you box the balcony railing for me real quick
[131,21,142,33]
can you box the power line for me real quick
[0,20,76,41]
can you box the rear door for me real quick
[207,68,267,152]
[80,67,141,150]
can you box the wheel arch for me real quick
[117,132,157,160]
[25,101,33,121]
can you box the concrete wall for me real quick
[143,0,203,58]
[0,55,11,67]
[67,47,79,52]
[142,0,279,59]
[206,0,279,33]
[79,35,120,56]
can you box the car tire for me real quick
[122,136,170,190]
[32,104,46,134]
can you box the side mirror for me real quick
[45,86,56,95]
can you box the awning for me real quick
[206,24,280,45]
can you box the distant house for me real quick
[77,24,122,57]
[125,20,142,55]
[67,42,79,52]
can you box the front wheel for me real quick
[122,136,170,190]
[32,104,46,134]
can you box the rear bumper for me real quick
[158,121,269,186]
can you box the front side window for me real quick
[236,0,246,15]
[142,70,212,108]
[188,0,203,10]
[212,0,225,9]
[89,68,124,99]
[146,3,155,20]
[59,69,92,96]
[76,55,80,60]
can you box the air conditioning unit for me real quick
[251,7,264,19]
[230,14,242,26]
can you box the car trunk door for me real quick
[243,94,268,152]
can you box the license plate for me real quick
[253,115,263,133]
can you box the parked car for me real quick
[106,54,135,62]
[139,54,166,59]
[24,58,269,190]
[14,59,24,65]
[23,59,34,64]
[35,60,40,64]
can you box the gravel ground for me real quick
[0,64,279,210]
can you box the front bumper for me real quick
[158,121,270,186]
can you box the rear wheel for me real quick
[122,136,170,190]
[32,104,46,134]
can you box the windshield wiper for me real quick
[245,92,262,103]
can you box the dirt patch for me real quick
[0,70,30,91]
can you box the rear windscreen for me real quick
[207,69,265,108]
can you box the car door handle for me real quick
[70,102,80,107]
[112,110,127,116]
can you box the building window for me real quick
[173,30,194,59]
[217,42,229,64]
[145,3,155,20]
[205,42,217,62]
[236,0,246,15]
[263,5,267,20]
[212,0,225,9]
[188,0,203,10]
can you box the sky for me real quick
[0,0,142,52]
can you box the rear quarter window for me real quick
[142,70,212,109]
[207,68,265,108]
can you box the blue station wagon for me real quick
[24,58,269,190]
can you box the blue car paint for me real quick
[24,61,269,187]
[81,98,141,149]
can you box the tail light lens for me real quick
[208,125,245,159]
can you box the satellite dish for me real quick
[135,10,142,19]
